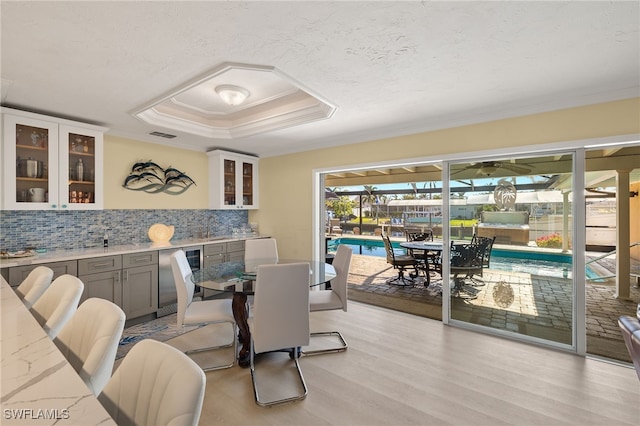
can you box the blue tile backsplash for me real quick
[0,210,248,251]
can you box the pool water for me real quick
[328,237,595,280]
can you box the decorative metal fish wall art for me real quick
[123,160,196,194]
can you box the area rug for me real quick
[116,314,200,360]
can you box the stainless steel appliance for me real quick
[157,245,203,317]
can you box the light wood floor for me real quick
[181,302,639,426]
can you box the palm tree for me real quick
[362,185,377,217]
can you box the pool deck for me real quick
[345,252,640,363]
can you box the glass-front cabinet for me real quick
[208,150,258,209]
[2,108,107,210]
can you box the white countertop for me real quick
[0,235,262,268]
[1,277,116,425]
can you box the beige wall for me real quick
[104,136,208,209]
[251,98,640,259]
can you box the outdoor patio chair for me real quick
[468,235,496,285]
[330,219,342,235]
[382,234,418,286]
[450,242,483,299]
[405,230,437,278]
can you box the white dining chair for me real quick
[15,266,54,309]
[244,238,278,272]
[303,244,353,355]
[98,339,206,426]
[53,298,126,395]
[248,262,310,406]
[171,250,237,370]
[30,274,84,339]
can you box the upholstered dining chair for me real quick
[98,339,206,426]
[302,244,353,355]
[54,298,126,395]
[248,262,310,406]
[30,274,84,339]
[382,234,418,286]
[244,237,278,272]
[618,313,640,381]
[170,250,237,371]
[15,266,54,309]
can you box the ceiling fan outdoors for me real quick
[452,161,533,177]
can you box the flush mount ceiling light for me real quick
[215,85,250,106]
[132,62,336,140]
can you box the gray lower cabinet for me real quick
[203,240,245,265]
[78,252,158,319]
[5,260,78,288]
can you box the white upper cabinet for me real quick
[2,108,107,210]
[208,150,258,210]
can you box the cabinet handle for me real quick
[51,204,57,208]
[61,204,67,208]
[123,270,128,282]
[91,261,113,268]
[115,271,121,283]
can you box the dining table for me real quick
[1,276,116,425]
[399,240,445,286]
[191,259,336,367]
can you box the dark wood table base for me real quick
[231,293,251,367]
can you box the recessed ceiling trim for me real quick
[132,62,336,139]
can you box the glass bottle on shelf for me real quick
[76,159,84,181]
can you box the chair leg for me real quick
[451,277,478,300]
[301,331,348,356]
[250,340,308,406]
[386,269,414,286]
[182,322,237,371]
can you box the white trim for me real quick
[574,149,587,356]
[313,133,640,176]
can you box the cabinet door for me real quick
[3,114,59,210]
[79,270,122,306]
[59,125,104,210]
[7,260,78,287]
[226,241,245,262]
[238,158,258,209]
[204,243,226,265]
[122,264,158,319]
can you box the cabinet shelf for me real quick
[68,180,95,185]
[16,144,48,152]
[68,151,95,158]
[16,177,47,182]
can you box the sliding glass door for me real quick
[447,153,577,348]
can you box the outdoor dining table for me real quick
[192,259,336,367]
[399,240,445,285]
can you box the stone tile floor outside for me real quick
[346,254,640,363]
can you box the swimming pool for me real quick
[328,237,596,280]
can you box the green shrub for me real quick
[536,233,562,248]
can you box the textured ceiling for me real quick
[1,1,638,158]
